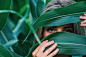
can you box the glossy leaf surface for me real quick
[33,1,86,30]
[0,45,13,57]
[27,32,86,57]
[0,0,11,31]
[25,1,86,45]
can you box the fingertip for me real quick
[51,40,54,43]
[79,16,83,19]
[80,24,85,27]
[54,43,57,46]
[56,48,59,51]
[42,40,48,44]
[55,48,59,53]
[46,40,48,42]
[44,40,48,42]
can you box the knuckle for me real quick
[41,46,45,50]
[42,44,47,48]
[42,40,48,44]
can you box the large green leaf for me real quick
[36,0,45,17]
[24,1,86,57]
[0,23,31,56]
[0,45,22,57]
[0,23,18,48]
[27,32,86,57]
[0,0,11,31]
[24,1,86,45]
[30,0,45,24]
[10,0,26,24]
[29,0,38,23]
[13,9,29,36]
[33,1,86,30]
[74,0,86,2]
[10,51,22,57]
[0,45,13,57]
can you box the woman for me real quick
[32,0,86,57]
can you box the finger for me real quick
[80,16,86,20]
[80,24,86,27]
[80,20,86,26]
[81,20,86,24]
[32,40,48,57]
[36,41,54,57]
[43,43,57,56]
[47,48,59,57]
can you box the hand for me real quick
[32,40,59,57]
[80,13,86,26]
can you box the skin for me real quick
[32,13,86,57]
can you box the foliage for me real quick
[0,0,86,57]
[27,32,86,57]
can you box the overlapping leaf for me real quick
[25,1,86,45]
[36,0,45,17]
[0,0,11,31]
[74,0,86,2]
[10,0,26,24]
[0,45,22,57]
[26,1,86,57]
[27,32,86,57]
[33,1,86,30]
[0,45,13,57]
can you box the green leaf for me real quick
[10,0,26,24]
[0,23,31,56]
[0,23,18,48]
[23,19,41,44]
[10,51,22,57]
[29,0,38,24]
[0,10,23,18]
[27,32,86,57]
[74,0,86,2]
[36,0,45,17]
[33,1,86,30]
[0,45,13,57]
[72,56,82,57]
[12,40,31,56]
[13,9,29,36]
[7,18,15,29]
[0,45,22,57]
[19,4,29,14]
[0,0,11,31]
[24,1,86,45]
[3,39,18,48]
